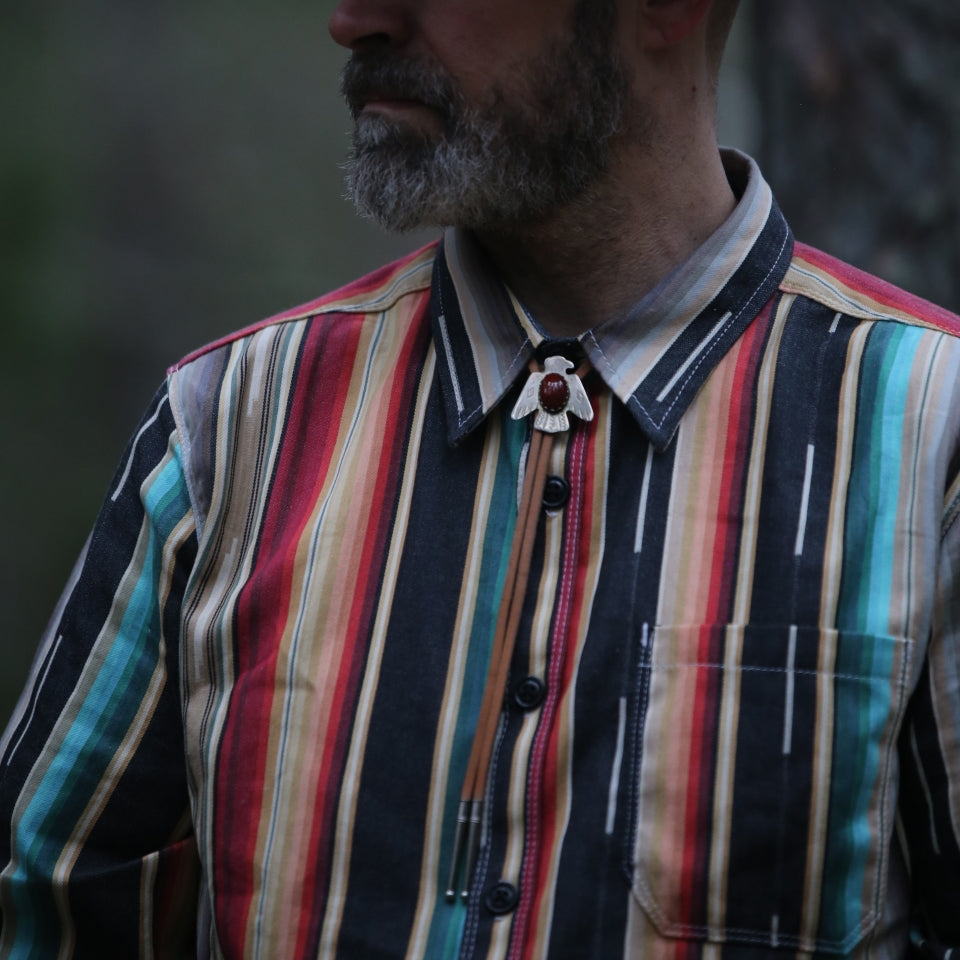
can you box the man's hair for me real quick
[707,0,741,78]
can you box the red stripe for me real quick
[513,412,596,960]
[152,834,201,955]
[210,297,433,954]
[706,296,776,625]
[295,300,432,955]
[792,243,960,334]
[212,313,367,952]
[678,296,776,926]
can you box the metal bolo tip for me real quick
[461,799,484,901]
[445,800,470,902]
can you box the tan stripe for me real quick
[780,262,940,329]
[317,344,436,958]
[702,943,723,960]
[704,623,742,935]
[706,295,792,931]
[140,850,159,960]
[179,325,304,895]
[244,314,426,953]
[731,293,793,623]
[892,333,955,642]
[225,252,432,352]
[633,628,667,927]
[252,339,393,951]
[623,894,684,960]
[317,251,434,315]
[487,438,569,960]
[817,324,869,629]
[657,342,739,623]
[252,314,391,885]
[800,629,837,946]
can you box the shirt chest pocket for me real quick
[622,623,912,955]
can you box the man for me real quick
[1,0,958,956]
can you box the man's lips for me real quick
[360,94,431,112]
[357,96,446,133]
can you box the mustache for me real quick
[340,52,462,122]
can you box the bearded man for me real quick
[1,0,958,957]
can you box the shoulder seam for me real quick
[169,242,437,373]
[783,243,960,336]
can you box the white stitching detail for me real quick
[591,229,790,436]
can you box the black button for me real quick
[485,880,519,915]
[542,476,570,510]
[513,676,546,711]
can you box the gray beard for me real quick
[341,0,626,232]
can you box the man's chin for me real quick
[346,155,435,233]
[354,112,442,152]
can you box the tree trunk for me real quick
[751,0,960,311]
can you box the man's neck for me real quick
[474,132,736,339]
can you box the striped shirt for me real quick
[2,151,960,959]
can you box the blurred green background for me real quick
[2,1,958,726]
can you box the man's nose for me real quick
[328,0,412,51]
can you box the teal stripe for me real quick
[6,445,192,958]
[838,323,923,634]
[819,633,898,946]
[421,416,526,960]
[821,324,922,944]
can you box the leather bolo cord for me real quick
[446,359,589,903]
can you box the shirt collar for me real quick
[431,150,793,449]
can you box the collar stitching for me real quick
[594,228,789,434]
[501,341,534,389]
[437,278,475,429]
[437,273,534,432]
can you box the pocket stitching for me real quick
[624,624,912,952]
[651,661,909,683]
[621,622,653,891]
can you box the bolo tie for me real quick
[445,353,594,902]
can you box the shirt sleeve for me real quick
[899,467,960,957]
[0,384,200,958]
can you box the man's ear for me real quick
[638,0,714,50]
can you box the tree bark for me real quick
[751,0,960,311]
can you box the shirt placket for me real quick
[460,414,592,960]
